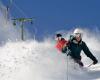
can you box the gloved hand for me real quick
[93,59,98,65]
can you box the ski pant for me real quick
[70,56,84,67]
[74,59,84,67]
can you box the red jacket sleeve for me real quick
[55,39,68,51]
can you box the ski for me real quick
[85,63,93,68]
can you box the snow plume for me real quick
[0,3,20,43]
[0,27,100,80]
[0,2,31,44]
[0,40,67,80]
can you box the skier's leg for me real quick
[74,59,84,67]
[78,61,84,67]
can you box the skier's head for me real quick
[55,33,62,41]
[73,28,82,42]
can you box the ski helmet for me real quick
[73,28,82,34]
[73,28,82,38]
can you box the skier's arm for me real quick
[82,42,98,64]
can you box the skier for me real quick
[55,33,69,52]
[55,29,98,67]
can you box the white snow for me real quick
[0,37,99,80]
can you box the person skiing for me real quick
[55,29,98,67]
[55,33,69,52]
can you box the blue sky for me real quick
[1,0,100,40]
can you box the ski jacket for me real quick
[55,38,68,51]
[68,40,97,62]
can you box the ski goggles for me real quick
[74,33,82,38]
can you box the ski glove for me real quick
[93,59,98,65]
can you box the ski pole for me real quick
[67,54,68,80]
[87,63,93,67]
[66,47,69,80]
